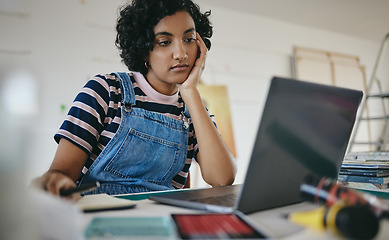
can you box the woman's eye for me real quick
[158,40,171,46]
[185,38,196,43]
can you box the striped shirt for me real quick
[55,72,215,189]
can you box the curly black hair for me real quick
[115,0,213,75]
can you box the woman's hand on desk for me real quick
[31,170,81,201]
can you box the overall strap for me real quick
[178,91,191,119]
[114,72,136,106]
[183,103,191,118]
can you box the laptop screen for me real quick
[237,77,363,213]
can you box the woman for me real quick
[34,0,236,198]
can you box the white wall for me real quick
[0,0,386,186]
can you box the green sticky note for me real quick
[85,216,178,239]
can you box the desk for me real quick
[81,198,389,239]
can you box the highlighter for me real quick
[288,201,379,239]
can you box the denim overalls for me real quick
[79,72,190,195]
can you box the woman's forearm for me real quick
[180,88,236,186]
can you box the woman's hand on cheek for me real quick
[178,33,207,92]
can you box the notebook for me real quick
[78,194,136,212]
[149,77,363,214]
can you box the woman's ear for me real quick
[144,57,150,69]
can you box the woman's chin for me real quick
[170,73,190,85]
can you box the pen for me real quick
[60,181,100,196]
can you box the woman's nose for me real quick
[173,42,188,61]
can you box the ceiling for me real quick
[196,0,389,44]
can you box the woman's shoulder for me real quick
[91,72,138,88]
[89,73,121,88]
[83,73,125,95]
[77,73,125,104]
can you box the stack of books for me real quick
[338,152,389,190]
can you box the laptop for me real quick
[150,77,363,214]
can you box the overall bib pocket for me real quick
[104,128,181,183]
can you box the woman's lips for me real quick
[171,64,189,72]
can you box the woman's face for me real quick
[146,11,198,95]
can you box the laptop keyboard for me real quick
[191,194,238,207]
